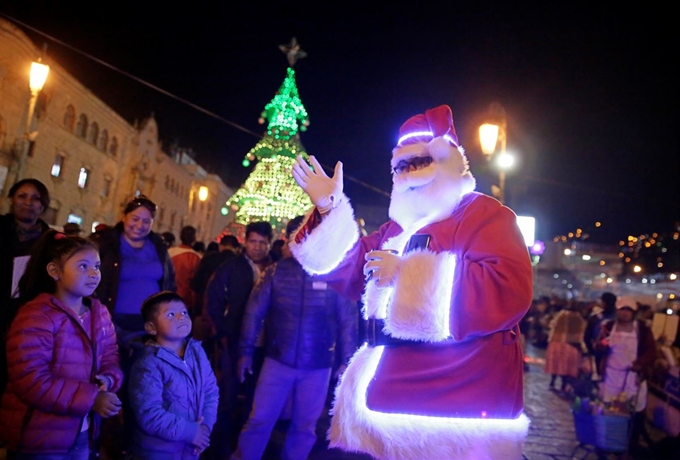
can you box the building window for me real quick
[88,122,99,145]
[75,114,88,138]
[51,154,65,177]
[77,167,90,188]
[63,105,75,131]
[109,136,118,156]
[101,178,111,198]
[98,129,109,152]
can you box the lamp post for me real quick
[479,102,513,204]
[198,186,209,202]
[14,59,50,182]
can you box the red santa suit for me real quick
[291,105,533,459]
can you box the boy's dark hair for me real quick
[141,291,185,323]
[206,241,219,252]
[18,230,98,305]
[193,241,205,253]
[9,178,51,209]
[180,226,197,246]
[245,221,273,241]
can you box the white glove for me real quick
[292,155,343,214]
[364,250,401,288]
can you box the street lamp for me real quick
[198,186,209,201]
[478,102,513,204]
[15,59,50,182]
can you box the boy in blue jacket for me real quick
[128,291,219,459]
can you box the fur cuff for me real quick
[289,195,359,274]
[387,251,456,342]
[330,346,530,460]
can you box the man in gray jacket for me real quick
[231,216,358,460]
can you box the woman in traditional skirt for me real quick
[544,302,586,391]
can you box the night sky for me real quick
[3,3,677,244]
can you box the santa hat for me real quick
[396,105,460,148]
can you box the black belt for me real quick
[365,318,413,347]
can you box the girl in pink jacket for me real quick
[0,230,123,459]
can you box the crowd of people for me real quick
[7,104,673,460]
[0,178,359,460]
[525,292,669,453]
[525,293,659,397]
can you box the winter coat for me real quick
[93,222,176,313]
[128,338,218,460]
[0,294,122,453]
[190,249,238,309]
[0,213,51,398]
[239,256,358,370]
[206,255,264,341]
[0,213,50,318]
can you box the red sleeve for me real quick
[294,208,324,244]
[450,198,533,339]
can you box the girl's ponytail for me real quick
[16,229,98,306]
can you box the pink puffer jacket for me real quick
[0,293,122,453]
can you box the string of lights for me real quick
[1,13,390,199]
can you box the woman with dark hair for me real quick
[95,195,176,332]
[92,194,176,456]
[0,178,51,395]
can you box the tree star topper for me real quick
[279,37,307,67]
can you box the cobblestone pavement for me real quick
[1,345,669,460]
[269,344,670,460]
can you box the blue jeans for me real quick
[232,358,331,460]
[8,430,90,460]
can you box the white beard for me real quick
[389,155,475,229]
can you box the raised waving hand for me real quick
[292,155,343,213]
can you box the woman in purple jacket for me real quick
[0,230,123,459]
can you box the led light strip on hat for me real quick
[397,131,457,147]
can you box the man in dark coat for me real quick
[205,221,273,456]
[232,216,358,460]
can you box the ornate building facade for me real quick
[0,18,233,242]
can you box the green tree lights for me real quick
[225,40,313,232]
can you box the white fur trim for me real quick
[387,251,455,342]
[289,195,360,274]
[330,345,530,460]
[361,230,417,319]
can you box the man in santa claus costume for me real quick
[290,104,533,459]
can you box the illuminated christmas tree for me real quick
[224,38,313,233]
